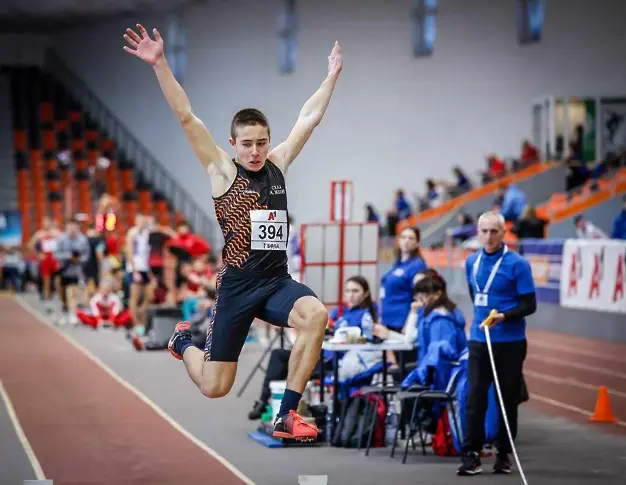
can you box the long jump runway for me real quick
[2,293,626,485]
[0,295,251,485]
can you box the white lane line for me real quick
[528,339,626,364]
[527,354,626,380]
[15,296,255,485]
[524,370,626,399]
[0,380,46,480]
[529,393,626,428]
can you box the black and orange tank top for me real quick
[213,160,289,272]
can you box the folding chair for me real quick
[390,363,462,464]
[361,382,425,455]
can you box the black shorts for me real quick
[60,276,80,287]
[129,271,151,286]
[204,267,317,362]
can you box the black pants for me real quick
[463,339,527,454]
[258,348,330,404]
[260,348,292,404]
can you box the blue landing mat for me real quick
[248,430,285,448]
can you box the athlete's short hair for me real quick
[230,108,270,139]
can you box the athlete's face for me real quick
[344,280,366,308]
[478,215,505,253]
[230,124,270,172]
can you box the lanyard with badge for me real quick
[472,245,507,307]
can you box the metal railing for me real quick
[43,49,216,245]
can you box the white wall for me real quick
[49,0,626,230]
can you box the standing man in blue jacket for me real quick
[457,211,537,477]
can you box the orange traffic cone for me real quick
[589,385,618,423]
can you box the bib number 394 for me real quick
[250,210,288,251]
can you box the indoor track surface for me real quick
[1,293,625,485]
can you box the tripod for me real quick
[236,325,287,398]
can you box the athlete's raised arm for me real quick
[270,41,343,172]
[123,24,232,179]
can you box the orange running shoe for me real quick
[272,410,319,442]
[167,321,192,360]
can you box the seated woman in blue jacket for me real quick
[327,275,384,383]
[400,273,468,391]
[329,275,378,334]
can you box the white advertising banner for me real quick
[560,239,626,313]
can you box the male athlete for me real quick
[123,24,342,441]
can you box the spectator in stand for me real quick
[482,154,506,184]
[425,179,446,208]
[394,189,413,221]
[446,213,476,245]
[574,215,608,239]
[450,166,473,196]
[512,205,548,239]
[498,184,528,223]
[520,140,539,167]
[564,141,589,194]
[611,195,626,240]
[386,190,413,237]
[365,203,379,223]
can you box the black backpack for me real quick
[331,392,385,448]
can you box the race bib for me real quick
[250,210,288,251]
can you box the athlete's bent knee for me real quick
[200,381,232,399]
[305,305,328,334]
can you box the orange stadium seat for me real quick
[120,169,135,193]
[138,188,153,215]
[154,199,171,226]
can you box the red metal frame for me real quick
[300,221,380,311]
[329,180,353,222]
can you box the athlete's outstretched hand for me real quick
[328,41,343,77]
[123,24,164,65]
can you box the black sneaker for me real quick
[167,322,192,360]
[493,451,512,474]
[457,451,483,476]
[248,400,267,420]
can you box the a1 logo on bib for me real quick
[250,210,288,251]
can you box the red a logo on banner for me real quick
[568,252,578,295]
[589,253,602,299]
[267,211,276,221]
[614,254,625,303]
